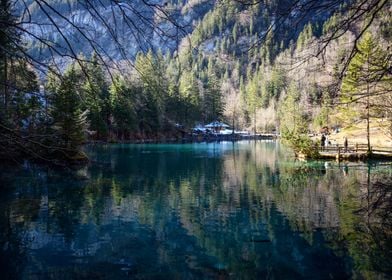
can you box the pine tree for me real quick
[313,93,332,130]
[165,55,181,124]
[341,33,388,152]
[51,66,86,152]
[179,70,201,126]
[0,0,20,119]
[134,50,168,134]
[10,61,39,130]
[204,58,223,122]
[239,75,249,124]
[279,82,307,136]
[279,82,316,157]
[232,23,238,43]
[110,76,137,139]
[246,72,260,134]
[84,53,110,139]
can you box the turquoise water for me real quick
[0,141,391,279]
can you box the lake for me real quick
[0,141,391,279]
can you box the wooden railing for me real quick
[320,144,392,154]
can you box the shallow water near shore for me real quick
[0,141,391,279]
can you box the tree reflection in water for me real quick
[0,142,391,279]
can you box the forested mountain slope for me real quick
[163,0,391,134]
[20,0,212,64]
[1,0,390,162]
[21,0,335,66]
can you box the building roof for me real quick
[204,121,230,128]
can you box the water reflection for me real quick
[0,141,391,279]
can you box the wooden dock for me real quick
[319,144,392,161]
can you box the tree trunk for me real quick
[3,56,7,113]
[254,109,256,135]
[366,52,371,154]
[367,93,370,153]
[232,108,235,136]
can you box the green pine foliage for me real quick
[341,33,390,151]
[313,94,332,130]
[279,82,319,158]
[135,50,167,134]
[204,59,224,122]
[280,82,308,137]
[83,53,111,139]
[178,71,201,126]
[50,66,86,151]
[0,0,21,121]
[110,75,137,139]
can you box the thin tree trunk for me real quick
[232,107,235,136]
[366,54,371,154]
[3,56,7,113]
[367,90,370,153]
[254,109,256,135]
[185,106,188,127]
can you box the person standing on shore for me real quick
[321,134,326,150]
[344,137,348,152]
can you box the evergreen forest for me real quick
[0,0,391,163]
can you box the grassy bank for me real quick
[313,119,392,148]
